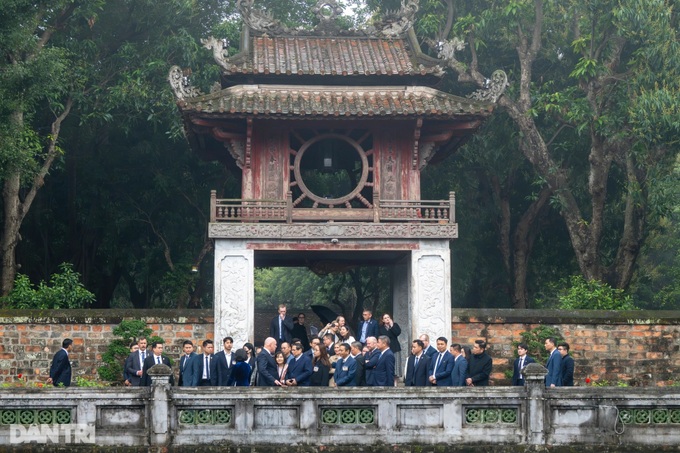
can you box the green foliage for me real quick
[75,376,109,387]
[1,263,94,309]
[555,276,636,310]
[589,379,629,387]
[512,325,564,364]
[97,320,153,383]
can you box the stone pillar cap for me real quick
[522,362,548,378]
[147,364,172,376]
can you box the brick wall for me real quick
[0,310,214,385]
[451,309,680,386]
[0,308,678,386]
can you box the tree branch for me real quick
[20,97,74,224]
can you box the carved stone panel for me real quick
[210,223,458,239]
[410,249,451,342]
[214,245,254,349]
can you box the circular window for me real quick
[292,133,369,206]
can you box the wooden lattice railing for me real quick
[210,191,456,224]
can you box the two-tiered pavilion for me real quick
[170,0,504,349]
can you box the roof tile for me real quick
[224,36,441,77]
[182,85,493,119]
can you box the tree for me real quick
[0,1,100,296]
[418,0,679,303]
[2,0,231,307]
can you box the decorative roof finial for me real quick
[374,0,420,38]
[313,0,344,23]
[168,66,203,100]
[467,70,509,103]
[237,0,288,34]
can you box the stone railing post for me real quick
[523,363,548,446]
[148,364,172,447]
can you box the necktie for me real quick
[141,351,146,361]
[156,356,161,365]
[434,353,443,373]
[414,356,419,369]
[205,356,210,380]
[279,318,283,340]
[519,357,524,370]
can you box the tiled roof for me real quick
[180,85,492,118]
[224,36,443,77]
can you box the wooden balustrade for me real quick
[210,190,456,223]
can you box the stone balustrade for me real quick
[1,365,680,452]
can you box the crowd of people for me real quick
[105,304,575,389]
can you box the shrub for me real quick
[534,275,636,310]
[558,275,636,310]
[97,320,154,383]
[1,263,95,309]
[512,325,564,364]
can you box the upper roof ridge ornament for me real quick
[237,0,289,35]
[374,0,419,38]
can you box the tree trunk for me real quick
[1,110,25,296]
[1,100,72,297]
[512,186,552,308]
[1,171,22,296]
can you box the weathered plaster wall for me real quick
[0,308,678,386]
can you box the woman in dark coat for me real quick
[310,344,331,387]
[243,342,257,386]
[378,313,402,379]
[227,349,251,386]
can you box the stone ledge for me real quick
[0,309,214,324]
[452,308,680,325]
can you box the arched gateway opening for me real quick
[170,0,504,357]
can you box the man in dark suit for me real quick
[370,335,395,386]
[405,339,430,386]
[47,338,73,387]
[544,337,562,387]
[125,337,148,387]
[333,343,357,387]
[178,340,195,387]
[357,309,379,345]
[211,337,234,386]
[558,342,574,387]
[286,342,313,386]
[184,339,214,386]
[305,338,321,359]
[466,340,493,387]
[141,341,174,386]
[428,337,455,386]
[123,343,139,386]
[511,342,536,386]
[363,336,379,386]
[450,343,468,386]
[419,334,438,360]
[256,337,280,386]
[350,341,366,386]
[322,333,335,356]
[269,304,294,346]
